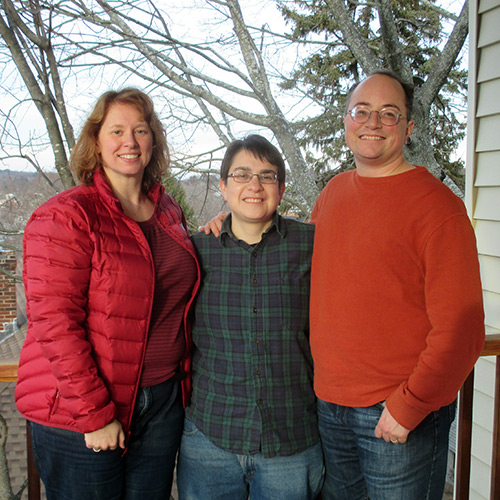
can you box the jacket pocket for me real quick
[48,389,61,417]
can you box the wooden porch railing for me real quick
[1,335,500,500]
[455,334,500,500]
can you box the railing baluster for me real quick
[456,369,474,500]
[491,356,500,499]
[26,422,40,500]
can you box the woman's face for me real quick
[220,149,285,233]
[97,102,153,185]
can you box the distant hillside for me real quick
[0,169,225,244]
[0,169,36,190]
[0,169,61,196]
[0,168,37,178]
[0,170,63,252]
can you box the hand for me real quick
[84,419,125,452]
[199,211,228,237]
[374,406,410,444]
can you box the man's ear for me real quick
[406,120,415,143]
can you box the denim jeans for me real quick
[29,377,183,500]
[317,398,456,500]
[177,417,324,500]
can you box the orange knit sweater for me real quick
[310,167,484,430]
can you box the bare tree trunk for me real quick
[224,0,319,212]
[0,413,14,500]
[326,0,468,196]
[0,0,75,190]
[0,0,469,212]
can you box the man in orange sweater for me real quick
[310,71,485,500]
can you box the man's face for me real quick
[344,74,414,176]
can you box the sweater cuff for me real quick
[385,390,430,431]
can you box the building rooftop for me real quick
[1,325,28,498]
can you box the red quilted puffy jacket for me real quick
[15,171,200,438]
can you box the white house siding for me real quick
[465,0,500,498]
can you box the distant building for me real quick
[0,328,28,498]
[0,250,18,342]
[0,248,29,498]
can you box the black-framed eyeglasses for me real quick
[348,106,407,126]
[227,169,278,184]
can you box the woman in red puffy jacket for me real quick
[15,88,200,500]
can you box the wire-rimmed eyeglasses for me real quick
[348,106,407,126]
[227,169,278,184]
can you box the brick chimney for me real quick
[0,250,18,340]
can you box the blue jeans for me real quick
[29,377,183,500]
[317,399,456,500]
[177,417,324,500]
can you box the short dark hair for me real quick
[345,70,414,120]
[220,134,286,185]
[71,87,169,193]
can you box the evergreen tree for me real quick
[279,0,467,190]
[162,170,198,233]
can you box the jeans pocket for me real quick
[183,416,200,436]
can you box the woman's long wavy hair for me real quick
[71,88,169,193]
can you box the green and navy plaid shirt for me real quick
[187,212,319,458]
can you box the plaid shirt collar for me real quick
[219,211,287,246]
